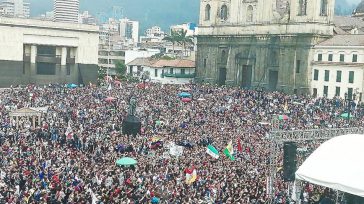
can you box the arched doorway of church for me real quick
[218,50,228,85]
[241,65,252,88]
[218,67,227,85]
[235,53,253,89]
[268,70,278,90]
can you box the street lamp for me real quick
[344,92,356,124]
[267,95,273,114]
[256,86,263,99]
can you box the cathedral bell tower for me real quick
[288,0,335,25]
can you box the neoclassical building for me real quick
[0,17,99,87]
[196,0,335,94]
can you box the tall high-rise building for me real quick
[78,11,96,25]
[119,18,139,44]
[54,0,79,23]
[0,0,30,18]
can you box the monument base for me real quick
[122,115,141,136]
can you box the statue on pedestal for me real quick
[128,96,137,116]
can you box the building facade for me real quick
[78,11,96,25]
[124,49,160,64]
[0,0,29,18]
[311,34,364,101]
[54,0,79,23]
[140,26,166,43]
[99,18,120,43]
[0,17,99,87]
[120,18,139,45]
[98,44,125,76]
[146,26,164,37]
[170,23,196,36]
[196,0,335,94]
[127,58,195,84]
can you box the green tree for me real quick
[98,67,107,79]
[177,30,194,57]
[97,67,107,85]
[163,30,180,54]
[115,60,127,77]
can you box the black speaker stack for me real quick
[122,115,141,136]
[283,142,297,182]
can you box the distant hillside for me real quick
[28,0,358,33]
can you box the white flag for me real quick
[169,143,183,156]
[107,83,112,91]
[0,170,6,179]
[291,180,298,201]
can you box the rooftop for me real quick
[333,16,364,29]
[152,59,195,68]
[127,58,195,68]
[0,17,99,33]
[127,57,155,66]
[316,34,364,47]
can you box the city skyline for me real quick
[27,0,199,32]
[3,0,356,33]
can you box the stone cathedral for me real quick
[196,0,335,94]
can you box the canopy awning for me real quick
[9,108,42,117]
[296,134,364,197]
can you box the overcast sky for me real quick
[348,0,361,4]
[27,0,362,32]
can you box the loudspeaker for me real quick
[283,142,297,182]
[122,115,141,136]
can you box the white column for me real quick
[32,116,35,129]
[30,45,37,63]
[61,47,67,66]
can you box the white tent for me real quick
[295,134,364,197]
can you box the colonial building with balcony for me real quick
[311,34,364,101]
[0,17,99,87]
[127,58,195,84]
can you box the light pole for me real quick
[344,92,356,124]
[267,95,273,115]
[107,29,111,80]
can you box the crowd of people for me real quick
[0,81,362,204]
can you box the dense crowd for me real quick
[0,82,362,204]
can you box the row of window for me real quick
[313,87,355,98]
[298,0,328,16]
[204,0,328,22]
[204,4,253,22]
[313,69,355,83]
[154,69,186,77]
[317,53,358,63]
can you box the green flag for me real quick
[206,145,219,159]
[223,141,235,161]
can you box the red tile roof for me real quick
[127,57,156,66]
[151,59,195,68]
[317,34,364,46]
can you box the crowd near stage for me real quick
[0,81,363,203]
